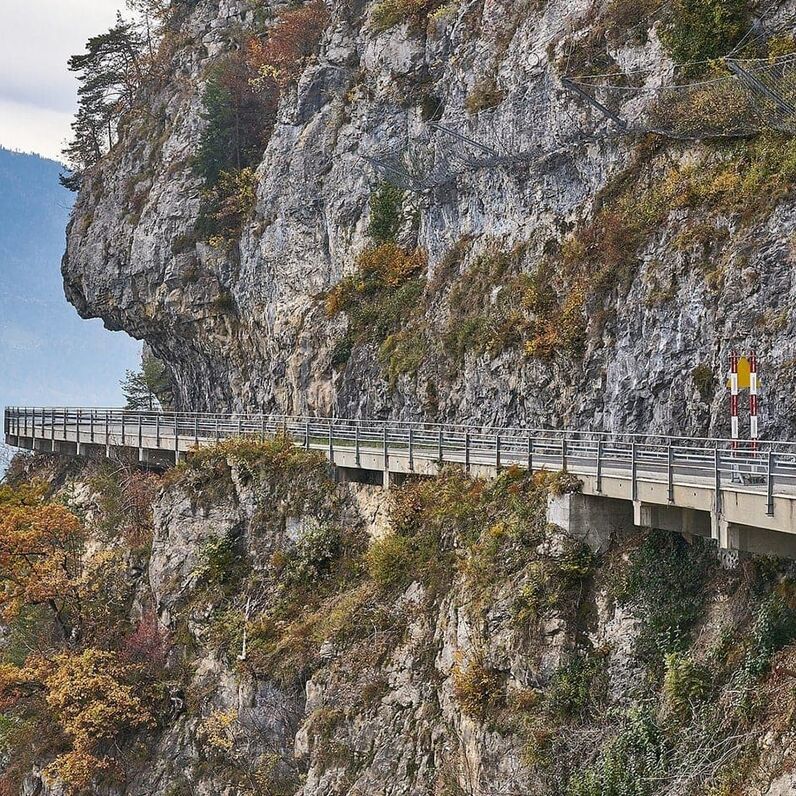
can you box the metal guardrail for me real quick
[5,407,796,515]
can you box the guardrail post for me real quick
[408,427,414,471]
[383,426,389,470]
[495,433,501,472]
[596,440,603,493]
[631,442,637,501]
[105,411,110,456]
[195,416,199,446]
[438,429,444,465]
[355,423,361,467]
[465,431,470,473]
[261,415,266,442]
[51,408,56,443]
[121,412,126,446]
[767,450,775,517]
[667,446,674,503]
[215,417,220,442]
[305,421,310,450]
[63,408,67,441]
[76,409,81,451]
[137,414,143,452]
[714,448,722,516]
[24,407,29,438]
[561,437,567,472]
[90,410,95,443]
[527,436,533,473]
[175,415,180,462]
[328,423,334,464]
[31,408,36,442]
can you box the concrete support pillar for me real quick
[547,493,634,553]
[382,471,406,490]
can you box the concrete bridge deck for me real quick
[6,407,796,557]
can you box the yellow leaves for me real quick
[0,502,85,623]
[199,708,239,755]
[0,481,47,508]
[0,649,154,791]
[38,649,154,791]
[357,243,426,288]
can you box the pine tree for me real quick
[62,15,145,182]
[121,352,170,411]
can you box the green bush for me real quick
[662,652,710,719]
[369,182,404,244]
[543,652,608,720]
[661,0,749,67]
[567,708,667,796]
[691,363,715,402]
[366,533,414,591]
[196,532,248,594]
[283,524,342,587]
[744,593,796,677]
[616,530,715,672]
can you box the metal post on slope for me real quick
[215,417,220,442]
[138,414,143,452]
[156,414,161,448]
[714,447,722,516]
[175,415,180,463]
[121,412,126,446]
[438,429,444,465]
[261,415,266,442]
[328,423,334,464]
[561,77,628,130]
[355,422,361,467]
[76,409,81,451]
[305,421,310,450]
[561,437,568,472]
[631,442,638,502]
[495,433,501,472]
[465,431,471,473]
[596,440,603,493]
[408,427,414,471]
[383,425,389,470]
[105,411,110,457]
[90,410,95,443]
[527,436,533,474]
[767,449,775,517]
[667,445,675,504]
[195,416,199,446]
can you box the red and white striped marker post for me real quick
[730,351,739,450]
[749,351,759,453]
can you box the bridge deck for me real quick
[6,407,796,554]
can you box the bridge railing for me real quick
[5,407,796,509]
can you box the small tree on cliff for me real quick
[121,351,170,411]
[62,14,145,187]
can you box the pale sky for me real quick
[0,2,128,161]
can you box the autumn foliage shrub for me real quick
[325,244,427,346]
[371,0,446,32]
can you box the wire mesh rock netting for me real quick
[364,53,796,191]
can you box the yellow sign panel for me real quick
[725,356,760,390]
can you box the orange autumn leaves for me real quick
[0,483,156,793]
[0,485,84,632]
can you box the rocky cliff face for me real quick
[61,0,796,439]
[8,447,796,796]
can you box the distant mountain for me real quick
[0,147,139,463]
